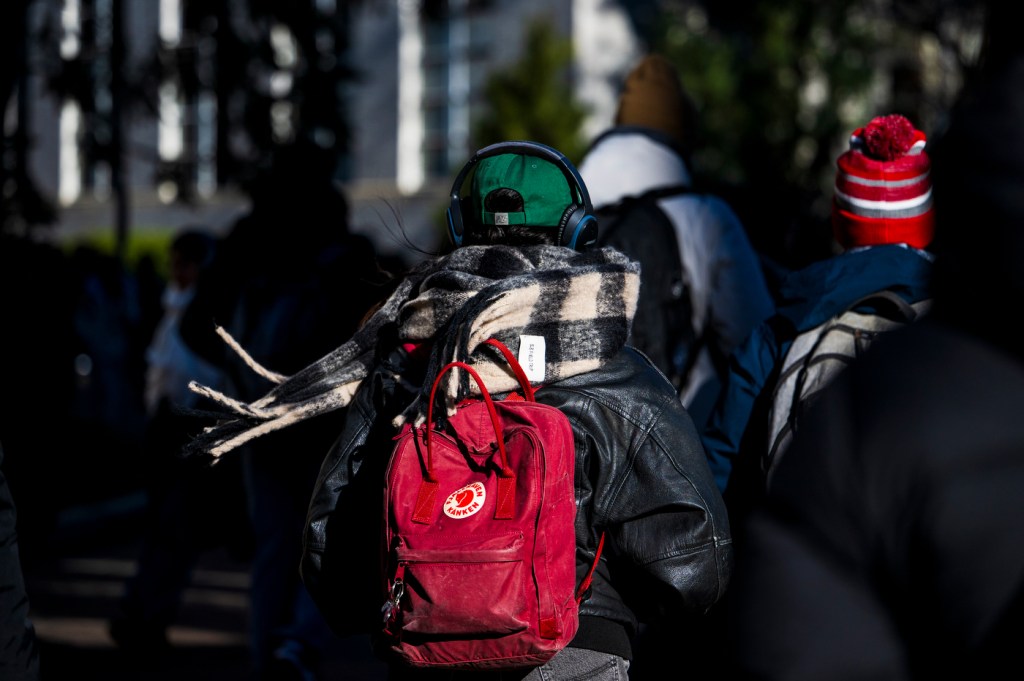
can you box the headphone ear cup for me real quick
[558,204,599,250]
[571,215,599,250]
[447,196,469,246]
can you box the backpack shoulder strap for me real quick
[596,186,702,391]
[847,289,924,323]
[597,185,694,221]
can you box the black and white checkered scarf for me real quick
[186,244,639,459]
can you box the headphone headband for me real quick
[446,140,598,250]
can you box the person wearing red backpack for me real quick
[184,140,733,680]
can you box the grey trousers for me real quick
[388,647,631,680]
[525,647,631,680]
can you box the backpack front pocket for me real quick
[388,533,527,636]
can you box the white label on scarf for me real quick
[518,335,546,383]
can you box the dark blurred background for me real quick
[0,0,989,679]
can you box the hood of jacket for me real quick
[578,128,693,209]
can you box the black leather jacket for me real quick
[300,344,732,660]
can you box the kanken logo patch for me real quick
[443,482,486,519]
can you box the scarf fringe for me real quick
[215,324,287,384]
[187,380,267,419]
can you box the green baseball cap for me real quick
[470,153,574,228]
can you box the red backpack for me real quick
[380,338,603,670]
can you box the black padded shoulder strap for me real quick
[847,289,922,322]
[594,184,703,391]
[604,184,695,209]
[598,184,696,238]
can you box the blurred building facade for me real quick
[18,0,643,261]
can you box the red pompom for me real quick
[863,114,917,161]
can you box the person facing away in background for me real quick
[724,33,1024,680]
[183,140,733,680]
[700,113,935,542]
[110,226,251,656]
[578,53,775,429]
[177,136,394,681]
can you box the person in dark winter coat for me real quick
[185,140,733,680]
[110,227,249,656]
[724,37,1024,681]
[700,113,935,536]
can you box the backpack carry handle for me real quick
[415,359,515,523]
[414,339,540,524]
[426,360,513,481]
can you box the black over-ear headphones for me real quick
[445,140,598,251]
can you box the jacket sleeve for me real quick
[299,389,378,637]
[700,320,784,493]
[597,391,734,621]
[300,353,415,637]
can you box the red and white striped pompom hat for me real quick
[832,114,934,249]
